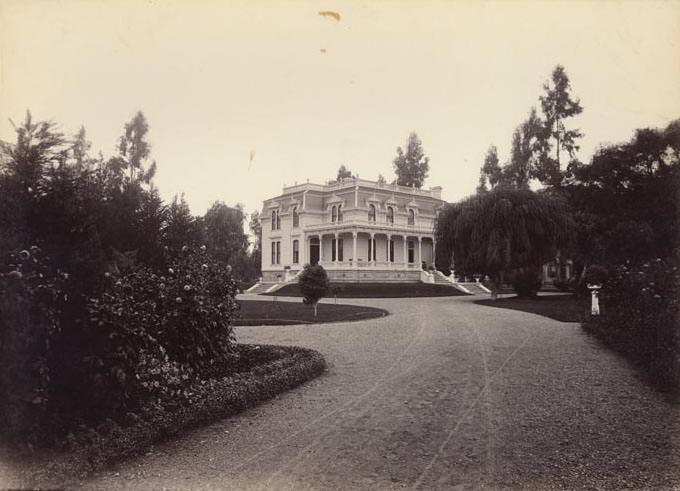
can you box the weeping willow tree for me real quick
[436,186,573,297]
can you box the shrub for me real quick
[585,264,609,285]
[0,245,240,445]
[583,254,680,389]
[80,246,239,416]
[0,247,68,447]
[511,268,542,297]
[298,264,330,317]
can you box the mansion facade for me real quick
[260,178,446,283]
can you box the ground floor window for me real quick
[408,240,414,263]
[271,241,281,264]
[292,239,299,263]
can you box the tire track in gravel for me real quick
[471,321,497,487]
[259,303,481,489]
[256,304,439,486]
[411,321,531,489]
[227,305,435,479]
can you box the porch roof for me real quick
[303,221,435,239]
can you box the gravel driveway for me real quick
[73,294,680,490]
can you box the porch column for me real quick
[300,234,306,266]
[370,232,375,265]
[432,236,436,269]
[333,232,338,264]
[403,235,408,267]
[352,231,357,268]
[387,234,392,269]
[418,237,422,269]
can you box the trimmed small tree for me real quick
[298,264,330,318]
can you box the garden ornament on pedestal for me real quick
[584,265,608,316]
[587,284,601,315]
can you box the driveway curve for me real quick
[75,294,679,490]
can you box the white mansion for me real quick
[260,177,446,284]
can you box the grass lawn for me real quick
[264,282,468,298]
[235,299,388,325]
[475,294,589,322]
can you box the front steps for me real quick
[246,281,279,294]
[247,273,491,296]
[456,282,491,295]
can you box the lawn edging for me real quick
[12,344,326,487]
[475,294,588,323]
[266,282,467,298]
[234,299,388,326]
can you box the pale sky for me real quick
[1,0,679,219]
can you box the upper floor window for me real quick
[337,204,342,223]
[271,210,278,230]
[276,210,281,230]
[408,209,415,226]
[292,207,299,228]
[368,204,376,223]
[292,239,299,263]
[386,206,394,225]
[331,205,337,223]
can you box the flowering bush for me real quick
[0,247,68,445]
[1,245,240,444]
[583,253,680,388]
[81,246,239,414]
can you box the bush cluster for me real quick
[28,345,326,484]
[0,246,239,447]
[511,268,543,297]
[0,247,68,445]
[583,254,680,389]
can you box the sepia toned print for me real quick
[0,1,679,489]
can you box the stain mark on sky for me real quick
[248,150,255,169]
[318,11,341,22]
[320,48,327,53]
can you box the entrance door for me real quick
[309,238,320,265]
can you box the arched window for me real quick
[331,205,337,223]
[337,204,342,223]
[386,206,394,225]
[368,204,376,223]
[276,210,280,230]
[292,207,299,228]
[408,209,415,226]
[271,210,277,230]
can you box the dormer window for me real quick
[331,205,337,223]
[386,206,394,225]
[368,204,376,223]
[408,209,415,226]
[337,204,343,223]
[292,206,299,228]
